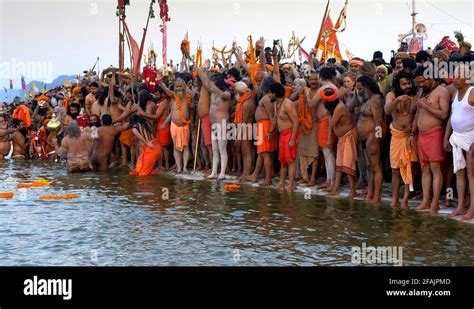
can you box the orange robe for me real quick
[170,122,189,151]
[390,124,418,185]
[279,129,299,167]
[120,129,135,147]
[336,127,358,176]
[256,119,277,154]
[130,144,162,176]
[317,117,330,148]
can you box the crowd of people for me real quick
[1,35,473,221]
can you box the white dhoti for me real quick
[449,129,474,173]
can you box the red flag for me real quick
[316,15,343,62]
[117,0,129,9]
[298,46,311,63]
[122,19,141,77]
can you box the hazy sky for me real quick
[1,0,473,86]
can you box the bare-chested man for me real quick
[0,116,19,159]
[413,65,450,214]
[325,88,358,199]
[385,71,419,208]
[274,82,299,192]
[85,82,99,116]
[290,77,317,187]
[355,76,385,203]
[11,119,30,160]
[245,78,278,186]
[90,114,129,171]
[196,75,213,173]
[197,60,232,180]
[160,74,192,174]
[444,63,474,220]
[233,81,255,181]
[308,68,337,191]
[52,122,92,173]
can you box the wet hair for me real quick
[415,50,431,63]
[177,72,193,84]
[373,51,383,60]
[261,76,276,94]
[211,73,228,92]
[357,75,382,96]
[226,67,242,81]
[89,82,99,88]
[322,88,339,116]
[65,121,81,139]
[98,87,121,106]
[139,89,153,111]
[402,58,417,71]
[101,114,112,126]
[393,71,415,97]
[269,82,285,99]
[67,102,81,117]
[129,114,154,141]
[319,67,336,81]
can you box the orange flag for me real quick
[316,15,343,62]
[122,19,141,77]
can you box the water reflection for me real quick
[0,160,473,266]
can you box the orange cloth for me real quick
[417,126,446,170]
[317,117,330,148]
[256,119,277,154]
[175,94,191,125]
[13,105,31,128]
[170,122,189,151]
[156,113,172,146]
[336,127,358,176]
[72,86,82,96]
[201,115,212,146]
[233,91,251,124]
[120,129,135,147]
[297,88,313,134]
[36,94,50,102]
[130,144,162,176]
[248,64,260,89]
[390,124,418,186]
[279,129,299,167]
[284,86,293,99]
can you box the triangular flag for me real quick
[316,15,343,62]
[122,19,141,78]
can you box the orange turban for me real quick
[36,94,50,102]
[72,86,82,95]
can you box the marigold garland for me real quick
[298,89,313,135]
[17,179,50,188]
[175,94,191,125]
[0,192,14,199]
[233,91,251,124]
[39,194,79,200]
[224,184,241,191]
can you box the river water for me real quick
[0,160,473,266]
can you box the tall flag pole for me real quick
[117,0,129,73]
[159,0,170,67]
[314,0,331,55]
[135,0,156,78]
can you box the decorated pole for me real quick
[159,0,170,67]
[315,0,330,52]
[135,0,156,78]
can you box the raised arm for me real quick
[232,42,250,73]
[197,60,230,100]
[256,37,267,72]
[272,46,281,84]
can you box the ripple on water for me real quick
[0,160,474,265]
